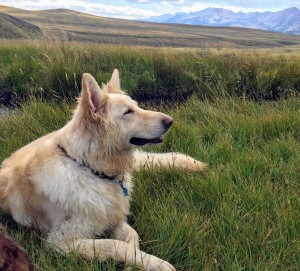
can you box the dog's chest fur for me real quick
[32,155,132,236]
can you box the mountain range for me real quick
[145,7,300,35]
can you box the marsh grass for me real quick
[1,42,300,105]
[0,42,197,104]
[1,96,300,270]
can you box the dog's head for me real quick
[75,70,173,150]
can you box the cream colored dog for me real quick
[0,70,206,270]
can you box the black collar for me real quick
[58,144,118,181]
[58,144,128,196]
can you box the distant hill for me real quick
[145,7,300,35]
[0,12,42,39]
[0,5,300,48]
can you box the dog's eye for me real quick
[124,109,133,115]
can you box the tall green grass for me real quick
[0,42,196,103]
[1,96,300,270]
[1,41,300,104]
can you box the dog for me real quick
[0,70,206,270]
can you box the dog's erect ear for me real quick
[109,69,121,89]
[81,73,108,117]
[105,69,125,94]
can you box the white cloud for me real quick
[0,0,160,19]
[126,0,185,3]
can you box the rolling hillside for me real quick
[0,12,42,39]
[1,5,300,48]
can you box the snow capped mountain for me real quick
[145,7,300,35]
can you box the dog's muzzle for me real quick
[129,116,173,146]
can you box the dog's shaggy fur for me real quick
[0,70,206,270]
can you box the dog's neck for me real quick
[59,119,134,176]
[58,144,118,180]
[58,144,129,196]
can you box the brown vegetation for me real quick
[0,12,42,39]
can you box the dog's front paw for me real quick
[145,256,176,271]
[186,159,207,171]
[174,153,207,172]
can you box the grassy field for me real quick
[0,96,300,270]
[1,5,300,48]
[1,42,300,270]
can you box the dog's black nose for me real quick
[163,116,173,128]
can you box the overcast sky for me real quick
[1,0,300,20]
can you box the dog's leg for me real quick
[134,150,207,171]
[53,238,175,271]
[112,222,140,249]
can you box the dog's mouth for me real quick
[129,136,164,146]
